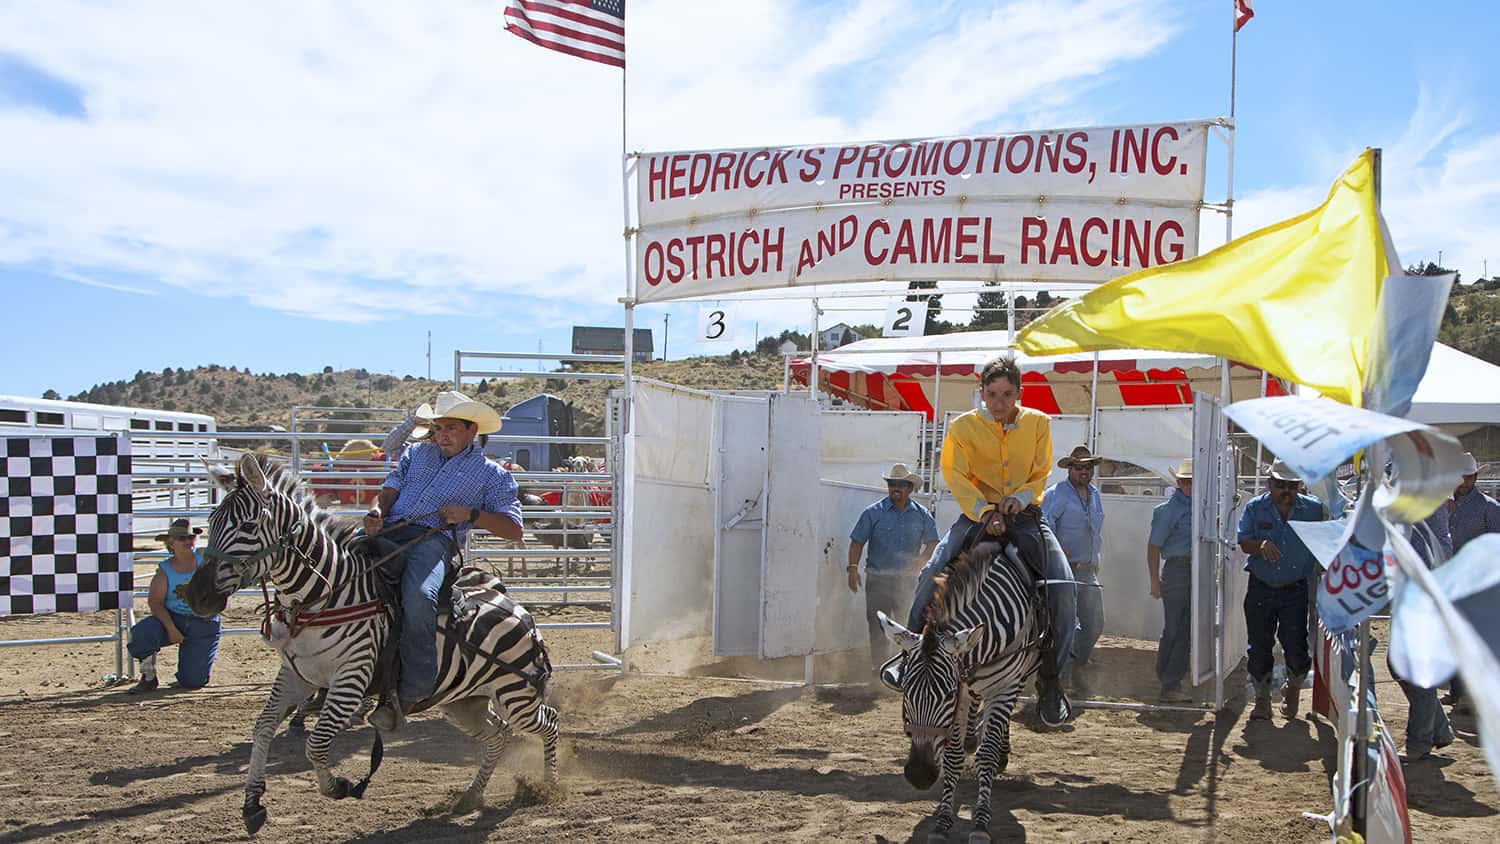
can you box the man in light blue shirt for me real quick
[1148,458,1194,702]
[1042,446,1105,695]
[365,391,524,731]
[849,463,939,668]
[1236,460,1326,721]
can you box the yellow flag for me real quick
[1016,150,1388,406]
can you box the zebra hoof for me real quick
[452,792,485,814]
[968,831,992,844]
[327,776,353,800]
[243,804,267,836]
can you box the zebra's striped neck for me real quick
[256,478,377,609]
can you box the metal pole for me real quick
[810,299,820,398]
[1087,351,1100,449]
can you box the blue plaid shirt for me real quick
[1450,487,1500,553]
[382,441,522,544]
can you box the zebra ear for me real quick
[236,452,271,498]
[942,624,985,656]
[876,611,921,653]
[202,458,237,492]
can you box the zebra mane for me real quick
[926,540,1001,628]
[246,451,361,545]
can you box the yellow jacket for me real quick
[941,405,1053,522]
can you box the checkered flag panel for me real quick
[2,436,134,615]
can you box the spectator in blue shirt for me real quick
[1147,458,1194,703]
[128,519,221,692]
[1236,461,1326,722]
[1042,446,1105,695]
[849,463,939,668]
[1394,504,1457,762]
[1443,452,1500,715]
[364,391,524,731]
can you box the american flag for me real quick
[1234,0,1254,33]
[504,0,626,69]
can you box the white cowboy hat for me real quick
[883,463,923,487]
[1268,460,1302,483]
[414,391,502,435]
[1460,452,1479,476]
[1169,458,1193,480]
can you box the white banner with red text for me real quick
[633,120,1214,303]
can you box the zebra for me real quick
[876,538,1042,844]
[184,452,558,836]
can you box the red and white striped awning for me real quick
[791,330,1286,418]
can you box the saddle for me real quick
[958,506,1055,647]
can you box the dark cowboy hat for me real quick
[1057,445,1103,469]
[153,518,202,543]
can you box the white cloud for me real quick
[0,0,1179,340]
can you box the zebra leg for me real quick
[307,663,376,801]
[967,698,1015,844]
[963,691,983,756]
[442,697,513,813]
[243,667,307,836]
[928,724,967,843]
[495,683,559,783]
[286,690,324,736]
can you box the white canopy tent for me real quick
[1409,343,1500,433]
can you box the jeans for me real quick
[1244,576,1311,684]
[1072,563,1105,670]
[380,523,457,701]
[1156,558,1191,689]
[909,514,1076,682]
[1397,675,1453,748]
[864,571,912,668]
[128,611,221,688]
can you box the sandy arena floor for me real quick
[0,595,1494,843]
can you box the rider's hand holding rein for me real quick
[363,508,383,536]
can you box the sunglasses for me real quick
[1270,479,1299,490]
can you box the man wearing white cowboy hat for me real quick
[364,391,525,731]
[848,463,939,669]
[1042,446,1106,695]
[1147,458,1195,702]
[1443,451,1499,716]
[1236,459,1326,722]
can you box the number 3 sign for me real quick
[883,300,928,337]
[698,307,732,344]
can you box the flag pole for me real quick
[620,41,634,432]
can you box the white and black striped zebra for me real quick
[877,538,1042,844]
[184,452,558,835]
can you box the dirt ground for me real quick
[0,595,1495,843]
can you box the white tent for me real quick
[1409,343,1500,432]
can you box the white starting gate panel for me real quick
[760,394,822,658]
[712,395,769,656]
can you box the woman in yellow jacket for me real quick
[895,355,1079,727]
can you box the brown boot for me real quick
[1249,680,1273,720]
[1281,678,1303,719]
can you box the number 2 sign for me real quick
[883,300,927,337]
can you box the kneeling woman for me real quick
[128,519,222,692]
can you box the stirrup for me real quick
[878,653,903,692]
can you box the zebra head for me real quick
[185,452,296,617]
[877,611,984,790]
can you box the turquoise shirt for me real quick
[1148,488,1193,559]
[160,550,203,616]
[1236,492,1326,586]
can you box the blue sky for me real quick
[2,0,1497,399]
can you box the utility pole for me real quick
[1438,249,1443,268]
[426,330,431,380]
[663,313,670,361]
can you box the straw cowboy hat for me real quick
[1057,445,1103,469]
[882,463,923,487]
[1169,458,1193,480]
[413,391,502,435]
[1268,460,1302,482]
[1460,452,1479,476]
[154,518,202,543]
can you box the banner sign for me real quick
[634,120,1213,302]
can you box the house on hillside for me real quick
[817,323,860,350]
[572,326,654,362]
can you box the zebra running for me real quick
[184,452,558,836]
[877,537,1043,844]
